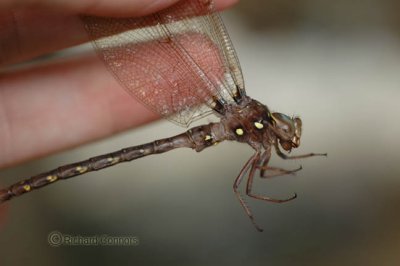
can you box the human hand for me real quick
[0,0,238,169]
[0,0,238,224]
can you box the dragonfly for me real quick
[0,0,326,231]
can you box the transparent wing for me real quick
[82,0,245,127]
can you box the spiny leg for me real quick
[260,165,303,179]
[258,147,271,177]
[233,151,264,232]
[257,148,302,178]
[246,150,297,203]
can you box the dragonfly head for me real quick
[271,113,302,152]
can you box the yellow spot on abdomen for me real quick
[107,157,120,164]
[46,175,57,182]
[76,166,88,173]
[23,185,31,191]
[204,135,212,141]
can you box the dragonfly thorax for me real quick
[220,97,273,144]
[219,96,302,154]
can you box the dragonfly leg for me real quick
[275,143,327,160]
[233,151,264,232]
[258,148,271,177]
[257,149,302,178]
[260,165,303,179]
[246,150,297,204]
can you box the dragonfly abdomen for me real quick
[0,122,225,203]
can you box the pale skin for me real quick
[0,0,238,223]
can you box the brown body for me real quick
[0,95,324,231]
[0,0,326,231]
[0,96,269,202]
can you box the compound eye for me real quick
[281,124,290,133]
[271,113,295,136]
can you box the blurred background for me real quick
[1,0,400,265]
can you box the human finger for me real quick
[0,0,238,66]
